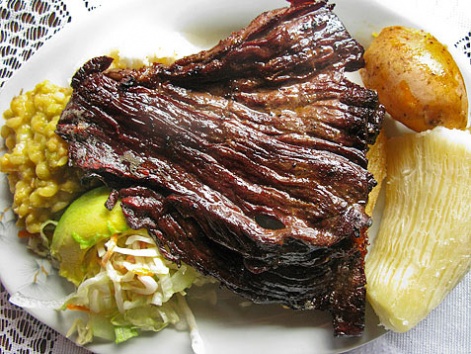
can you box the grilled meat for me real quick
[57,0,384,335]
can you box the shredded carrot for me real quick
[18,229,38,238]
[101,234,119,266]
[115,263,127,274]
[66,304,91,313]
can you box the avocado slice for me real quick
[50,186,129,286]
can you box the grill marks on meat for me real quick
[57,0,384,336]
[63,73,370,253]
[132,1,364,91]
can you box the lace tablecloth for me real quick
[1,1,470,353]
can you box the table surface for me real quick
[0,1,470,353]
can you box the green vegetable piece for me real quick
[50,186,129,285]
[114,326,139,344]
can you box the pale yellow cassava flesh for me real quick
[366,127,471,332]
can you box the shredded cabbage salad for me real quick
[63,229,206,345]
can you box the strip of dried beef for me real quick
[57,0,384,336]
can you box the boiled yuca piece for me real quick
[365,129,387,216]
[366,127,471,332]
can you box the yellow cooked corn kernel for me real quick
[52,91,66,102]
[50,200,72,214]
[35,161,51,180]
[37,183,59,198]
[8,154,28,166]
[5,116,24,130]
[45,103,64,116]
[54,155,68,168]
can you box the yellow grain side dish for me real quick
[0,81,85,236]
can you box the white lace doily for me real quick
[0,1,470,354]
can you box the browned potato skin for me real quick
[361,26,468,132]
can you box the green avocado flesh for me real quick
[50,186,129,285]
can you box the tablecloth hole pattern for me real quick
[0,0,71,89]
[455,31,471,64]
[1,281,67,354]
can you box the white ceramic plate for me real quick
[0,1,469,354]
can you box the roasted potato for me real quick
[361,26,468,132]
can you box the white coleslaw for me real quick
[63,229,207,345]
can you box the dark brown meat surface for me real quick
[57,0,384,336]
